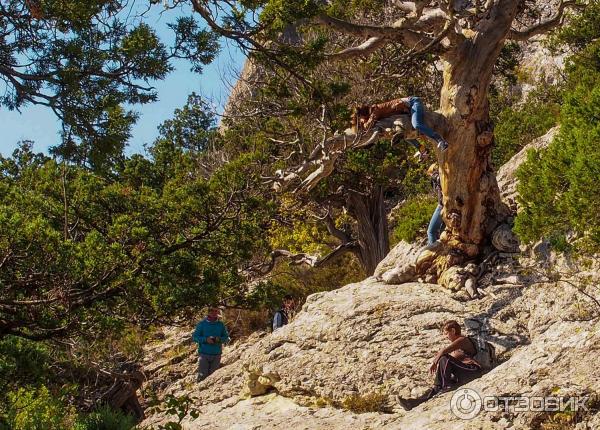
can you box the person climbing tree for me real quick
[426,163,445,246]
[353,96,448,159]
[397,320,482,411]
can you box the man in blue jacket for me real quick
[192,306,230,382]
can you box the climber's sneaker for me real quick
[423,240,443,252]
[437,139,449,151]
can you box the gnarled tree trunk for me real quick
[347,185,389,275]
[198,0,582,287]
[418,6,519,282]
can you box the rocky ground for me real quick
[140,245,600,429]
[139,122,600,430]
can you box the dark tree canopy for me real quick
[0,0,218,170]
[0,98,272,341]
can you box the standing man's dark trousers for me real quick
[198,353,222,381]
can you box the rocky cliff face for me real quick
[496,126,559,211]
[141,255,599,429]
[140,136,600,429]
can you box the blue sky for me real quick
[0,5,245,157]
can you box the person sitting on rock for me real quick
[398,320,482,411]
[192,306,230,382]
[426,162,445,246]
[352,96,448,160]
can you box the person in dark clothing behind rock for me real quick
[192,306,230,382]
[272,294,294,331]
[398,320,482,411]
[426,162,445,246]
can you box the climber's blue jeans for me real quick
[427,204,444,245]
[408,97,444,143]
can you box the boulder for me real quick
[141,261,600,429]
[374,240,422,282]
[496,127,559,210]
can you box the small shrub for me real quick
[312,397,335,408]
[4,386,76,430]
[221,308,270,338]
[144,393,200,430]
[341,392,388,413]
[0,336,52,392]
[74,405,136,430]
[391,195,438,245]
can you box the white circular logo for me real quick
[450,388,482,420]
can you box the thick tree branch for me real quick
[256,241,359,275]
[1,324,71,341]
[267,110,446,193]
[323,214,352,244]
[507,0,584,41]
[327,36,390,60]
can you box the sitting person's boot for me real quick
[397,397,419,411]
[397,387,438,411]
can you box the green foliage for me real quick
[0,100,273,341]
[153,93,216,154]
[144,393,199,430]
[263,255,363,300]
[2,386,76,430]
[2,387,134,430]
[322,138,430,202]
[0,1,218,171]
[73,406,135,430]
[259,0,323,32]
[326,0,385,18]
[515,39,600,252]
[0,337,76,428]
[549,1,600,51]
[391,195,438,244]
[0,336,52,392]
[491,86,561,167]
[259,196,364,315]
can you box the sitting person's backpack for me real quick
[469,336,497,371]
[266,308,288,332]
[266,308,277,333]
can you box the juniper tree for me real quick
[0,0,218,172]
[176,0,587,281]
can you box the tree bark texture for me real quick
[435,3,518,262]
[347,185,389,276]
